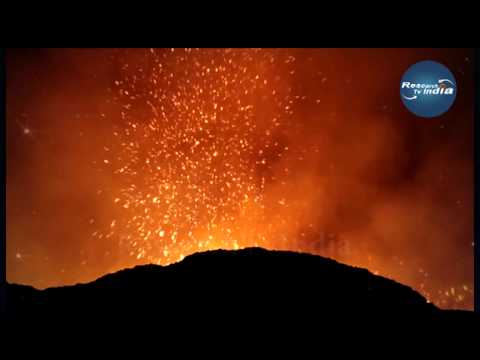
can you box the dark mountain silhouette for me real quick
[4,248,476,325]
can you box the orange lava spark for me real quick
[96,48,297,265]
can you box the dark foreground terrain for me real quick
[4,248,477,326]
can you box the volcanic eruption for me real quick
[6,48,474,310]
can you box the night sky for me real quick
[6,48,474,309]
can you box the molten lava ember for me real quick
[6,48,474,310]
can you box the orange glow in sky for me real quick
[6,48,474,309]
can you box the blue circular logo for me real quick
[400,60,456,118]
